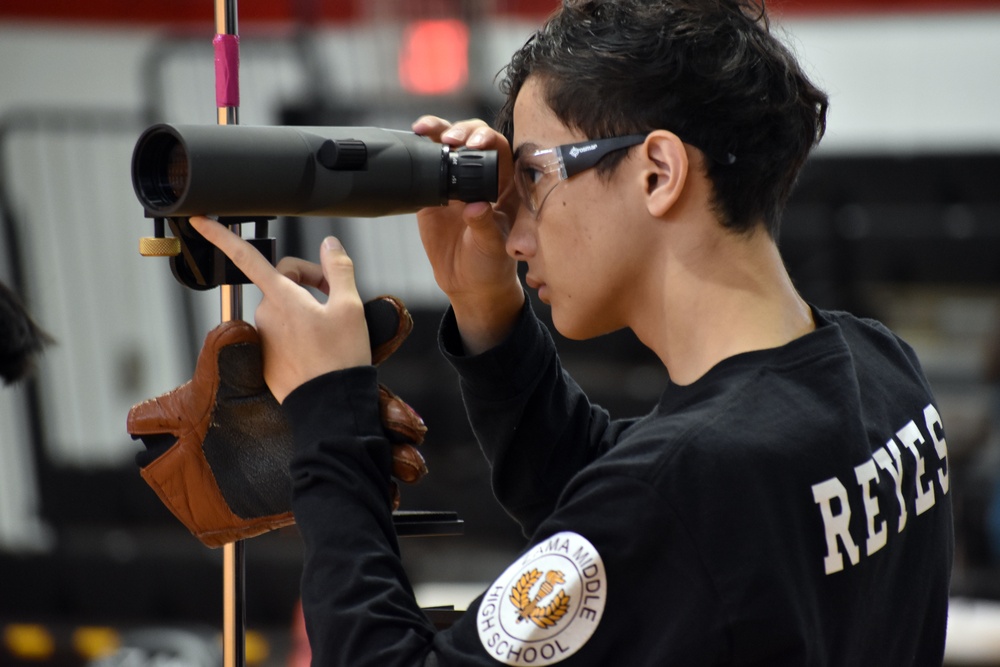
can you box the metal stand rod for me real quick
[221,274,245,667]
[224,539,247,667]
[215,2,245,667]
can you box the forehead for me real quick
[512,77,585,154]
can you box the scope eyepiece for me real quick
[446,148,497,203]
[131,123,499,218]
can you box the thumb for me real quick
[317,237,371,368]
[464,201,509,251]
[319,236,361,298]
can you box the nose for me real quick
[505,207,537,260]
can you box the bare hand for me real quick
[189,216,371,403]
[412,116,524,353]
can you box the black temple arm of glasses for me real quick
[560,135,648,177]
[561,134,735,177]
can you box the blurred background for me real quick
[1,0,1000,664]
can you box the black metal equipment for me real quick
[130,122,497,290]
[132,123,498,218]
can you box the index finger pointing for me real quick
[188,216,283,292]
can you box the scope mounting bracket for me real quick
[139,214,276,290]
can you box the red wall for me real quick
[1,0,999,25]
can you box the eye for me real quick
[524,166,544,185]
[515,161,542,185]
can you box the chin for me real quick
[551,307,617,341]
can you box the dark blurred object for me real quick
[780,153,1000,317]
[0,280,53,385]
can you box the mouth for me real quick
[525,275,549,303]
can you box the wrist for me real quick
[450,284,525,355]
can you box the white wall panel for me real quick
[1,115,194,466]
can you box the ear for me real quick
[640,131,688,218]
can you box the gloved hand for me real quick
[127,295,427,548]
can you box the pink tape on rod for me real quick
[214,34,240,108]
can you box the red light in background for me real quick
[398,19,470,96]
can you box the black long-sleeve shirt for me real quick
[285,302,952,666]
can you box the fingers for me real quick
[318,237,362,308]
[412,115,451,141]
[189,216,284,293]
[461,201,508,240]
[189,217,359,309]
[276,256,328,294]
[412,116,495,149]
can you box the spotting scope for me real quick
[131,123,499,218]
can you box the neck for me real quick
[633,225,815,386]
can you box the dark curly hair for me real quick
[496,0,828,236]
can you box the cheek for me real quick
[541,176,628,268]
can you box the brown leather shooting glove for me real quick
[127,295,427,548]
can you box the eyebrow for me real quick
[512,142,541,162]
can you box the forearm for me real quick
[285,367,437,667]
[440,302,619,535]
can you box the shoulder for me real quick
[814,307,925,368]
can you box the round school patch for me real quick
[477,531,607,665]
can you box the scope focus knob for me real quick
[317,139,368,170]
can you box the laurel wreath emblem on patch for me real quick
[511,569,571,629]
[477,531,607,665]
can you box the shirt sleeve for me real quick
[439,300,637,536]
[282,365,561,667]
[285,366,439,667]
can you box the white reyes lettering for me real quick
[811,402,948,575]
[873,441,907,533]
[811,477,860,574]
[854,458,887,556]
[924,403,949,494]
[897,420,935,515]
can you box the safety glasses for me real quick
[513,134,735,217]
[514,135,647,216]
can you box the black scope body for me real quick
[131,123,499,218]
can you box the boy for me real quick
[193,0,953,663]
